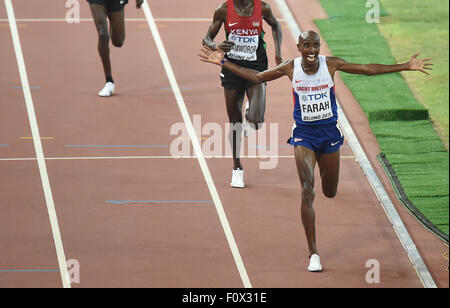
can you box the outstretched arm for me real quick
[202,2,235,52]
[328,52,433,76]
[262,2,283,65]
[199,46,293,83]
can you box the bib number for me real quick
[227,34,259,61]
[300,91,333,122]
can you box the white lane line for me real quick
[0,155,356,161]
[0,18,286,22]
[4,0,71,288]
[0,18,208,22]
[274,0,437,288]
[274,0,301,42]
[141,2,252,288]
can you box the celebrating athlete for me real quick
[203,0,283,188]
[87,0,144,97]
[199,30,433,271]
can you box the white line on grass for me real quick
[4,0,71,288]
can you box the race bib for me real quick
[299,90,333,122]
[227,34,259,61]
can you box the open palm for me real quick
[199,46,225,66]
[409,52,434,75]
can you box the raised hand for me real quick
[409,52,434,75]
[199,46,225,66]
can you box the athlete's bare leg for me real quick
[89,3,126,79]
[295,146,341,257]
[294,146,318,257]
[245,83,266,130]
[90,3,112,80]
[108,8,126,48]
[224,88,245,170]
[317,150,340,198]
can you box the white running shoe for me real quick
[243,101,254,137]
[230,168,245,188]
[98,82,115,97]
[308,254,323,272]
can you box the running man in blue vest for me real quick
[199,30,433,272]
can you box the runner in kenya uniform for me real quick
[199,30,433,272]
[203,0,283,188]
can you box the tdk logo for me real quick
[307,92,327,100]
[231,36,257,43]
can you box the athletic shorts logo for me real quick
[331,140,341,146]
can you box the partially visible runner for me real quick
[87,0,144,97]
[199,30,433,272]
[203,0,283,188]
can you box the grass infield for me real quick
[315,0,449,236]
[378,0,449,149]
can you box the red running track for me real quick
[0,0,447,288]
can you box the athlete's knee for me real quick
[98,29,110,44]
[246,111,265,130]
[301,181,315,202]
[246,116,265,129]
[246,107,265,127]
[228,113,243,125]
[321,179,338,199]
[111,36,125,47]
[112,40,124,48]
[323,187,337,199]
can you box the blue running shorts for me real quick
[287,122,344,157]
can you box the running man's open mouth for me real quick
[307,54,316,62]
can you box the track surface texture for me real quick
[0,0,448,288]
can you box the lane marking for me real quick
[12,86,40,89]
[4,0,71,288]
[0,22,26,27]
[64,144,168,148]
[0,18,210,22]
[0,18,286,23]
[0,269,59,272]
[275,0,437,288]
[139,23,168,28]
[142,1,252,288]
[160,86,192,91]
[106,200,213,206]
[20,136,54,140]
[0,155,357,161]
